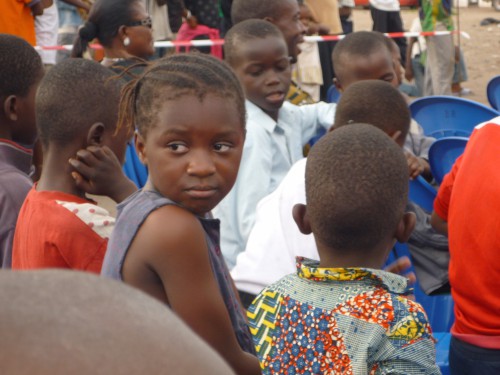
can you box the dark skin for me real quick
[335,50,431,180]
[293,203,416,269]
[430,211,448,236]
[39,123,136,204]
[120,96,260,375]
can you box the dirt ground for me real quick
[352,5,500,105]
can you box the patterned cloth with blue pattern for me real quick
[248,257,441,374]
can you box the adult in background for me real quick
[369,0,407,65]
[72,0,154,70]
[419,0,454,95]
[0,0,50,46]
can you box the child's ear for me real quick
[87,123,105,146]
[333,78,343,93]
[292,203,312,235]
[395,212,416,243]
[135,132,147,164]
[3,95,19,121]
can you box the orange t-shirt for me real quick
[434,116,500,348]
[0,0,36,45]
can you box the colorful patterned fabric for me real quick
[419,0,453,32]
[248,257,440,374]
[286,80,316,106]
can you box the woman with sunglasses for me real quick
[72,0,155,66]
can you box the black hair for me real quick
[332,31,392,83]
[72,0,139,58]
[36,58,123,146]
[334,80,410,144]
[118,53,246,139]
[231,0,293,25]
[0,34,43,99]
[305,124,408,252]
[224,19,285,67]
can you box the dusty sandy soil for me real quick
[352,6,500,105]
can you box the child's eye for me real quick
[167,143,188,153]
[249,70,262,77]
[213,143,231,152]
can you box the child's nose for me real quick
[265,72,281,86]
[187,153,216,177]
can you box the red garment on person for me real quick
[12,187,114,273]
[434,117,500,349]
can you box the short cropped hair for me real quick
[224,19,284,67]
[0,34,43,98]
[305,124,408,252]
[332,31,391,82]
[231,0,290,25]
[334,80,410,144]
[0,270,234,375]
[36,58,122,146]
[118,53,246,138]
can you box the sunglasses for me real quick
[127,16,152,28]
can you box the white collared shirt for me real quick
[213,100,335,269]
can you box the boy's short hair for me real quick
[0,270,234,374]
[332,31,390,82]
[305,124,408,252]
[36,58,122,147]
[334,80,410,144]
[224,19,284,67]
[231,0,289,25]
[0,34,43,98]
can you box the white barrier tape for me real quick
[34,30,469,51]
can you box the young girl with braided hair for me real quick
[101,53,261,375]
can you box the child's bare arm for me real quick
[431,211,448,236]
[126,205,261,375]
[69,145,137,203]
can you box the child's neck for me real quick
[0,123,13,141]
[317,243,388,270]
[36,147,85,199]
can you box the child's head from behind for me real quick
[231,0,306,63]
[299,124,413,267]
[119,53,246,216]
[332,31,396,91]
[333,80,410,146]
[225,19,291,121]
[36,58,128,162]
[0,34,43,145]
[0,270,235,375]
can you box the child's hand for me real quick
[384,255,416,286]
[69,145,137,203]
[405,151,425,180]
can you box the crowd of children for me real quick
[1,0,499,373]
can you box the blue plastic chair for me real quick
[486,75,500,111]
[387,243,453,374]
[408,176,437,213]
[326,85,341,103]
[123,142,148,188]
[434,332,451,375]
[409,95,500,138]
[428,137,468,185]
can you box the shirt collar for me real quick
[245,100,280,134]
[296,256,412,295]
[0,139,33,175]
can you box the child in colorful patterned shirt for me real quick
[248,123,440,374]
